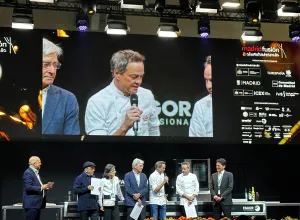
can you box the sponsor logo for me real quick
[272,80,295,88]
[241,119,252,123]
[242,43,287,58]
[267,70,292,77]
[276,91,299,97]
[156,100,192,126]
[242,205,261,212]
[254,91,270,96]
[0,37,17,54]
[237,80,261,86]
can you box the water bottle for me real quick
[68,191,71,202]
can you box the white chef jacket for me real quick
[189,94,213,137]
[85,80,160,136]
[176,173,199,205]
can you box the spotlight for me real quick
[157,18,180,38]
[29,0,55,3]
[278,1,300,17]
[105,15,129,35]
[82,0,97,15]
[121,0,145,9]
[198,16,210,38]
[12,8,34,30]
[155,0,165,13]
[289,23,300,42]
[241,22,262,42]
[222,0,240,8]
[246,1,261,24]
[196,0,220,13]
[76,12,89,32]
[179,0,192,14]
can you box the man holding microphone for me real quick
[85,49,160,136]
[149,161,168,220]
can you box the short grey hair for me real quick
[181,161,190,168]
[110,49,145,77]
[43,38,63,57]
[204,55,211,68]
[155,161,166,169]
[132,158,144,169]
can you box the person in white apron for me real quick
[99,164,124,220]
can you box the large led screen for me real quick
[1,28,300,144]
[41,31,213,138]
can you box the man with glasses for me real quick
[42,38,80,135]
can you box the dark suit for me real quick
[209,171,234,220]
[73,172,99,220]
[22,167,46,220]
[124,171,148,220]
[42,84,80,135]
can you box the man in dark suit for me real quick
[209,158,234,220]
[124,158,148,220]
[23,156,54,220]
[42,38,80,135]
[73,161,99,220]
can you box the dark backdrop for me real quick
[0,142,297,220]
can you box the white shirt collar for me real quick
[111,80,129,97]
[218,170,225,175]
[133,170,140,175]
[154,170,162,176]
[43,85,50,93]
[30,165,39,174]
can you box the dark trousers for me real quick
[25,208,41,220]
[180,205,198,217]
[213,203,232,220]
[80,210,99,220]
[127,206,146,220]
[103,206,120,220]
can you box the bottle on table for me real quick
[251,186,255,202]
[248,188,252,201]
[255,192,259,201]
[68,191,72,202]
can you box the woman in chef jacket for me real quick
[99,164,125,220]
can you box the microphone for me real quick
[164,173,169,184]
[130,93,139,136]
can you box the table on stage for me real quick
[2,204,64,220]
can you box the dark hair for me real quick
[216,158,227,167]
[103,164,115,179]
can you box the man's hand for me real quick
[42,184,49,190]
[122,106,143,131]
[138,199,142,206]
[100,207,104,212]
[214,196,221,202]
[47,182,54,189]
[133,193,141,200]
[163,176,169,184]
[88,185,94,191]
[42,182,54,190]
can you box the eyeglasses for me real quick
[43,62,62,70]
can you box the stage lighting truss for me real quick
[0,0,294,23]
